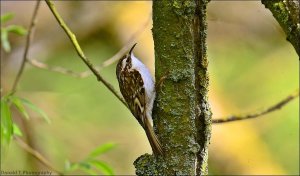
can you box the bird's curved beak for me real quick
[129,43,137,55]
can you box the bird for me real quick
[116,43,163,155]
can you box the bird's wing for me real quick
[119,69,146,126]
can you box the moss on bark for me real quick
[262,0,300,56]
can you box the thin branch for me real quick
[9,1,52,171]
[26,15,151,78]
[11,0,41,93]
[14,136,63,175]
[212,89,299,124]
[27,58,82,78]
[261,0,300,56]
[45,0,127,107]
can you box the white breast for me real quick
[130,54,155,122]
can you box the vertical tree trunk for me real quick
[134,0,211,175]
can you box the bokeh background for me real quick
[1,1,299,175]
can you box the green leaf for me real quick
[89,160,114,175]
[64,159,71,171]
[88,143,116,158]
[11,96,30,120]
[79,167,98,175]
[1,98,13,144]
[13,123,23,136]
[19,98,51,124]
[64,160,79,173]
[78,161,99,175]
[1,13,14,23]
[6,25,27,36]
[1,29,11,52]
[79,162,91,169]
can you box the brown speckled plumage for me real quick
[116,44,163,155]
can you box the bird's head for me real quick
[116,43,137,75]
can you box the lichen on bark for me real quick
[261,0,300,56]
[134,0,211,175]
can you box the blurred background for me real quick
[1,1,298,175]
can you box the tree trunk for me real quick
[134,0,211,175]
[261,0,300,56]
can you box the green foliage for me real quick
[88,142,116,158]
[1,30,10,52]
[1,13,27,52]
[5,25,27,36]
[64,143,116,175]
[11,96,30,120]
[0,13,15,23]
[18,97,51,124]
[12,123,23,136]
[88,160,114,175]
[1,95,13,146]
[1,93,50,156]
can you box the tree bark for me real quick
[134,0,211,175]
[261,0,300,56]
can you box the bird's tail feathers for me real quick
[144,117,163,155]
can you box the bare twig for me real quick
[27,58,82,78]
[45,0,127,107]
[14,136,63,175]
[26,15,151,78]
[212,89,299,124]
[11,0,41,93]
